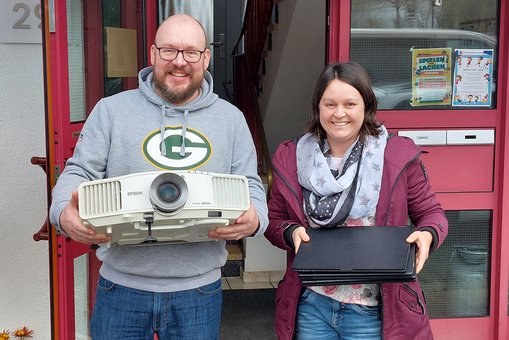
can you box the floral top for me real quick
[309,159,380,307]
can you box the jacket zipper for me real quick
[273,164,301,210]
[383,150,422,226]
[272,163,306,339]
[380,149,423,339]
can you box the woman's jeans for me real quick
[296,288,382,340]
[90,276,222,340]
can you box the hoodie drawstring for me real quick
[180,109,189,157]
[160,104,167,156]
[160,106,189,157]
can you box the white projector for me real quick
[78,171,250,246]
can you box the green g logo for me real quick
[143,126,212,170]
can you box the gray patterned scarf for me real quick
[296,126,387,227]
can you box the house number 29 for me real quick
[12,2,41,29]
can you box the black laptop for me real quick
[292,226,416,285]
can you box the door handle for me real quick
[31,156,47,172]
[31,156,49,241]
[210,33,225,59]
[33,217,50,241]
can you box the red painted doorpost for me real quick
[41,0,156,338]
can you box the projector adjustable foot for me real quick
[144,235,157,244]
[143,213,158,244]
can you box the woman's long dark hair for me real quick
[306,61,381,143]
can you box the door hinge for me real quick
[54,165,60,181]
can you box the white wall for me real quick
[0,42,51,338]
[259,0,327,155]
[243,0,327,273]
[0,0,324,333]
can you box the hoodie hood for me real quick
[138,66,218,156]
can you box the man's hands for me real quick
[59,191,111,245]
[62,194,260,243]
[406,230,433,274]
[208,202,259,240]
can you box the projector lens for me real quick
[157,182,181,202]
[150,172,188,214]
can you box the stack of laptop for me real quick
[292,226,416,286]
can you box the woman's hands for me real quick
[292,226,310,253]
[292,227,433,274]
[406,230,433,274]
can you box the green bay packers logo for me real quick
[143,126,212,170]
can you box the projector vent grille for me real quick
[81,181,121,216]
[212,176,248,208]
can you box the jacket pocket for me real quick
[399,283,425,315]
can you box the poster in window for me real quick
[452,49,493,107]
[411,48,452,107]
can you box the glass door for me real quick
[42,0,155,338]
[158,0,246,102]
[328,0,509,338]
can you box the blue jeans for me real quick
[296,288,381,340]
[90,276,222,340]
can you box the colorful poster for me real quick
[452,49,493,107]
[411,48,452,106]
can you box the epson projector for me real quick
[78,171,250,246]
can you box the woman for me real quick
[265,61,448,339]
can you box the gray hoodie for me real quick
[49,67,268,292]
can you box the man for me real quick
[49,14,268,339]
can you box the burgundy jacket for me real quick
[264,136,448,340]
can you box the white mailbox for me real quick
[446,129,495,145]
[398,130,447,145]
[396,128,495,193]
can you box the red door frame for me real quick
[492,0,509,337]
[328,0,509,339]
[43,0,157,338]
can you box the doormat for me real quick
[220,289,277,340]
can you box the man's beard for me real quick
[154,68,203,104]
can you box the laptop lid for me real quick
[292,226,415,274]
[297,245,416,285]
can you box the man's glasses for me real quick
[154,45,206,63]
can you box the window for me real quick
[419,210,492,318]
[350,0,498,110]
